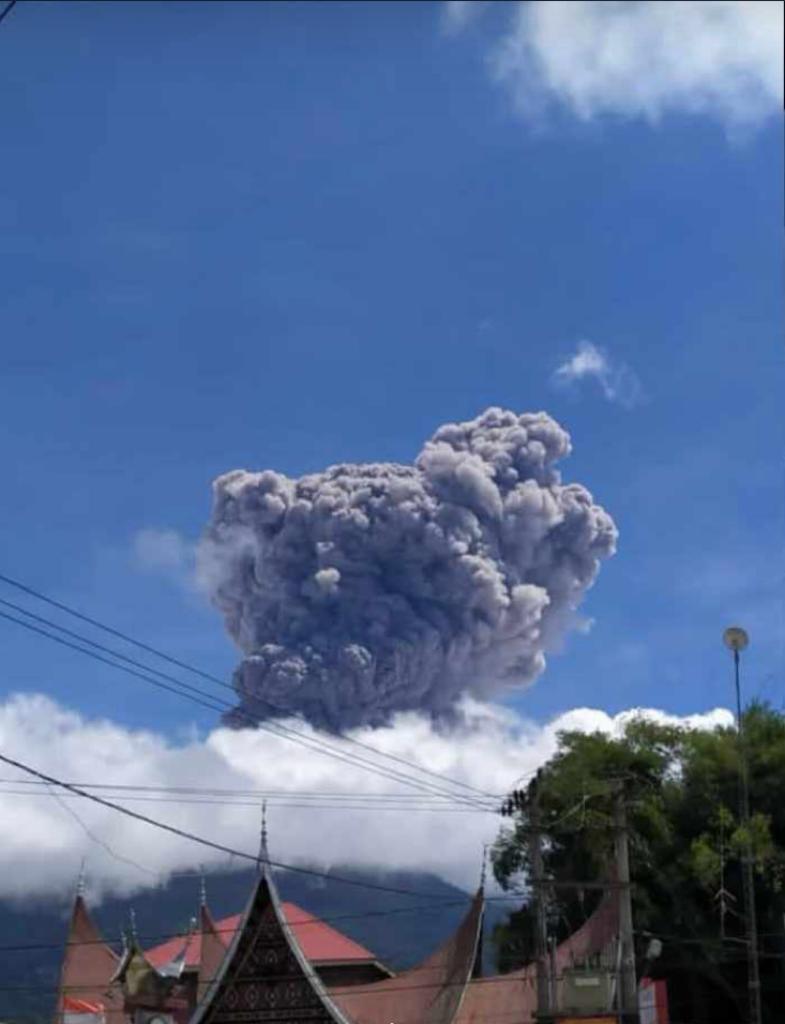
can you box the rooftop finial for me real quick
[76,858,86,899]
[199,866,207,908]
[257,800,269,870]
[129,908,138,943]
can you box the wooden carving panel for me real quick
[199,879,339,1024]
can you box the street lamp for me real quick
[722,626,761,1024]
[723,626,749,723]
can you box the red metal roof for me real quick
[146,902,378,969]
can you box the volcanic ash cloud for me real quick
[199,407,617,732]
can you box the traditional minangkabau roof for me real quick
[196,903,229,1004]
[328,887,485,1024]
[146,904,383,974]
[188,857,356,1024]
[57,840,618,1024]
[55,895,123,1024]
[453,887,620,1024]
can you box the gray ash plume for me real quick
[198,408,617,732]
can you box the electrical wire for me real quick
[0,778,480,802]
[0,899,477,954]
[0,788,495,813]
[0,0,17,28]
[44,783,160,879]
[0,748,499,901]
[0,754,539,908]
[0,582,499,809]
[0,604,494,812]
[0,574,498,799]
[0,599,469,805]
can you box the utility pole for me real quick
[723,626,762,1024]
[530,770,551,1019]
[613,781,638,1023]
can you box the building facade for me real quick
[56,855,622,1024]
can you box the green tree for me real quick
[491,704,785,1023]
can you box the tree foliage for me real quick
[491,703,785,1023]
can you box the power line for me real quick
[0,573,496,800]
[0,577,497,807]
[44,784,159,879]
[0,747,491,901]
[0,788,495,813]
[0,603,493,811]
[0,756,525,908]
[26,964,785,1006]
[0,899,478,955]
[0,970,628,996]
[0,0,17,28]
[0,778,484,802]
[0,889,540,958]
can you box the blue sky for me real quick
[1,0,782,736]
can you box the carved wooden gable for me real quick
[191,869,352,1024]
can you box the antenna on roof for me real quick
[480,844,489,891]
[199,865,207,909]
[257,800,269,871]
[129,908,138,944]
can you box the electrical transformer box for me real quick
[560,969,615,1014]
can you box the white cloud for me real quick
[442,1,490,33]
[0,693,732,903]
[552,340,642,408]
[133,528,194,574]
[131,528,211,599]
[451,1,783,132]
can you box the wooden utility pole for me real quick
[530,771,551,1018]
[613,782,638,1022]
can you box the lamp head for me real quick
[723,626,749,652]
[645,937,663,961]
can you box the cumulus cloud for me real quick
[198,408,617,732]
[0,693,733,903]
[450,1,783,132]
[552,341,642,408]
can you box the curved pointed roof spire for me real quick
[76,858,87,900]
[256,800,269,871]
[58,878,124,1024]
[331,886,485,1024]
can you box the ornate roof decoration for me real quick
[190,857,354,1024]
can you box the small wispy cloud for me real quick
[447,1,783,135]
[442,1,490,33]
[133,527,197,586]
[552,340,642,409]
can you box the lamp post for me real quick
[723,626,761,1024]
